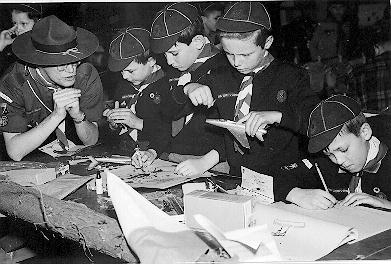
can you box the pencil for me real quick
[315,163,329,193]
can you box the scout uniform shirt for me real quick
[167,38,227,156]
[109,65,176,156]
[279,137,391,202]
[203,57,320,176]
[0,62,103,146]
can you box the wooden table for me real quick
[8,142,391,263]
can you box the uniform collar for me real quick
[27,66,61,91]
[363,140,388,173]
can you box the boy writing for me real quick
[144,2,227,175]
[179,2,320,181]
[104,27,176,166]
[284,95,391,210]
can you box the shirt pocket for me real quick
[25,108,42,128]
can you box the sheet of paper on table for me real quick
[239,166,274,204]
[34,174,94,200]
[253,202,358,261]
[273,202,391,244]
[106,170,281,264]
[38,139,89,158]
[103,158,212,189]
[106,170,207,264]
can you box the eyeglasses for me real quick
[56,61,81,72]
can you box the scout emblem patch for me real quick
[277,89,287,103]
[374,187,388,200]
[0,103,8,127]
[150,92,161,104]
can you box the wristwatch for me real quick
[73,112,86,124]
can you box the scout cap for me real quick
[307,95,362,153]
[12,15,98,66]
[108,27,150,72]
[150,2,199,54]
[216,1,271,32]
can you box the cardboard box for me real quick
[184,190,254,232]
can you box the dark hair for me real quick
[10,4,42,22]
[132,49,155,65]
[176,16,205,45]
[200,3,224,17]
[340,112,367,136]
[218,27,271,48]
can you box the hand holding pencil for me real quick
[131,148,157,169]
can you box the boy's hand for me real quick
[184,83,214,108]
[286,188,337,210]
[337,193,391,209]
[237,111,281,140]
[104,108,142,130]
[131,149,157,168]
[175,158,209,177]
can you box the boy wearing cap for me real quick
[104,27,176,166]
[0,15,103,161]
[282,95,391,210]
[181,2,319,178]
[198,2,224,47]
[149,2,227,175]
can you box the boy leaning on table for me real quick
[173,1,320,180]
[148,2,227,174]
[283,95,391,210]
[103,27,177,167]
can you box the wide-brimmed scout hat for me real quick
[108,27,150,72]
[150,2,199,54]
[216,2,271,33]
[307,95,362,153]
[12,15,99,66]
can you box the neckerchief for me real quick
[176,38,219,126]
[124,64,164,141]
[347,137,388,193]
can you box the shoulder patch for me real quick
[281,163,298,171]
[276,89,287,103]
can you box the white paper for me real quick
[273,202,391,244]
[240,166,274,204]
[102,159,212,189]
[39,139,87,158]
[253,203,358,261]
[106,170,207,264]
[194,214,281,262]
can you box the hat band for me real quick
[32,38,77,53]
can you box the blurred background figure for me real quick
[0,4,43,75]
[309,1,357,61]
[197,2,225,48]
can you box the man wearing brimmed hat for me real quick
[0,15,103,161]
[149,2,227,176]
[104,27,177,167]
[180,2,319,182]
[280,95,391,210]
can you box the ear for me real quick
[147,56,156,67]
[360,122,372,141]
[191,35,206,50]
[264,35,274,50]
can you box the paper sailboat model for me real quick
[106,170,281,263]
[206,119,267,148]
